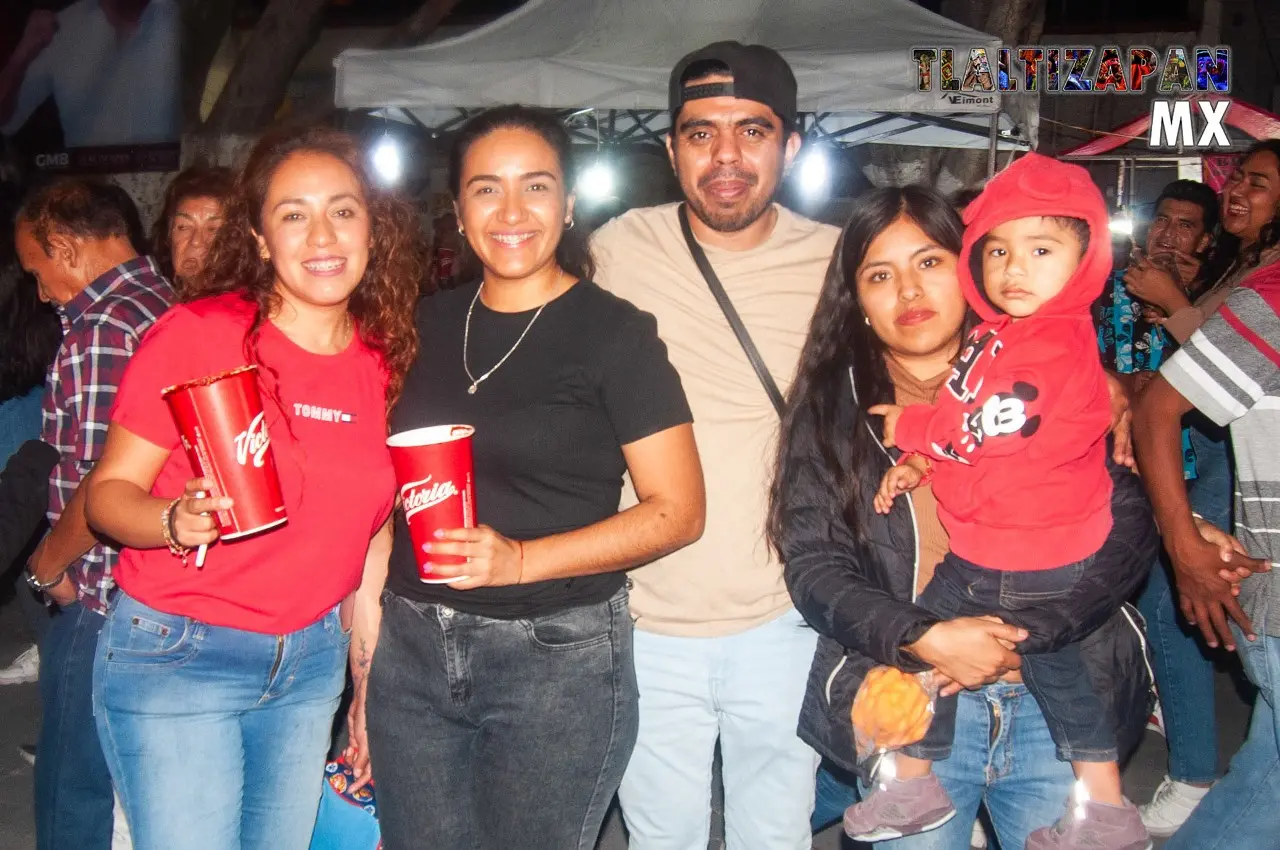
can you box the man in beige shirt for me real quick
[592,42,839,849]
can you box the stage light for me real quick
[797,146,830,198]
[372,136,402,186]
[578,161,615,203]
[1109,213,1134,237]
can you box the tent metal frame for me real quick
[372,106,1024,151]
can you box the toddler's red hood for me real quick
[959,152,1113,323]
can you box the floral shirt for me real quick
[1096,269,1195,479]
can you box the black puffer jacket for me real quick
[776,367,1159,776]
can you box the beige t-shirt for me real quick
[592,203,840,637]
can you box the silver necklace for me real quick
[462,272,561,394]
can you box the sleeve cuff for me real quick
[1160,349,1239,427]
[894,405,932,455]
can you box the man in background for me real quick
[1,0,179,148]
[16,179,171,849]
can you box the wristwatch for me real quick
[25,566,65,593]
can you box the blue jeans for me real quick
[367,589,637,850]
[1165,625,1280,850]
[618,607,819,850]
[1137,424,1232,784]
[93,591,348,850]
[36,601,113,850]
[913,555,1115,762]
[813,683,1076,849]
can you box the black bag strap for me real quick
[677,203,786,418]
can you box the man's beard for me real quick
[678,164,780,234]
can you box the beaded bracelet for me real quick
[160,497,190,565]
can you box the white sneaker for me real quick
[0,645,39,685]
[971,818,989,848]
[1140,776,1211,837]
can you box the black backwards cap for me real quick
[668,41,798,131]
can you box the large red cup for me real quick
[386,425,476,583]
[162,365,288,540]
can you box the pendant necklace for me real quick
[462,271,562,394]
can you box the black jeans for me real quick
[908,553,1117,763]
[366,589,638,850]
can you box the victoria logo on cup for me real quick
[233,411,271,468]
[401,475,460,521]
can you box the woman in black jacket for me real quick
[767,186,1159,849]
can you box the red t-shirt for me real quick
[110,293,395,634]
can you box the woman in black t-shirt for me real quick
[348,106,705,850]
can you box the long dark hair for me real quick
[766,186,965,552]
[193,125,423,410]
[151,164,235,287]
[447,105,595,283]
[1203,139,1280,287]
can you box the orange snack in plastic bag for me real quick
[850,666,934,755]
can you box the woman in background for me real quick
[151,165,234,294]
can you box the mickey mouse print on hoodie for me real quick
[888,153,1115,572]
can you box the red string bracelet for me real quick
[898,452,935,485]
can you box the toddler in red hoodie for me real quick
[843,154,1149,850]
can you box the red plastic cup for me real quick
[386,425,476,583]
[162,365,288,540]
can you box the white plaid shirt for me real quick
[44,256,172,613]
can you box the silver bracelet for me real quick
[25,566,64,592]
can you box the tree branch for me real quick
[202,0,331,136]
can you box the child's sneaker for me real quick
[842,773,956,842]
[1026,783,1151,850]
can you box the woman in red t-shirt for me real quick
[83,126,420,850]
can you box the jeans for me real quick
[366,589,637,850]
[912,555,1116,762]
[36,601,114,850]
[618,607,820,850]
[93,591,348,850]
[1136,424,1233,785]
[812,683,1077,849]
[1165,624,1280,850]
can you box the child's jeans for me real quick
[904,553,1118,764]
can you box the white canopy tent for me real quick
[335,0,1029,152]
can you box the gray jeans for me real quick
[367,589,638,850]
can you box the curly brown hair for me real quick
[190,125,423,411]
[151,165,235,286]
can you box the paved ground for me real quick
[0,595,1251,850]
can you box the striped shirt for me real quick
[44,256,172,613]
[1161,262,1280,637]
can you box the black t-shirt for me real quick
[387,279,692,618]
